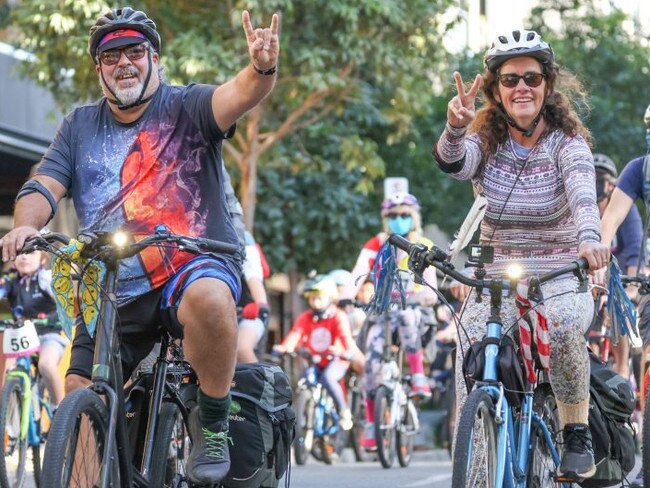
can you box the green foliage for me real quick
[256,159,380,273]
[528,0,650,168]
[6,0,459,274]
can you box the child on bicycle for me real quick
[273,275,357,430]
[339,192,438,451]
[0,250,69,408]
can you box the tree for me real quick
[528,0,650,168]
[8,0,457,273]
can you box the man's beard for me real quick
[102,66,145,105]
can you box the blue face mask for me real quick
[387,216,413,236]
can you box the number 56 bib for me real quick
[3,320,40,358]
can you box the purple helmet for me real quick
[381,192,420,216]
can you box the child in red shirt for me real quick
[273,275,356,430]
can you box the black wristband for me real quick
[252,64,277,76]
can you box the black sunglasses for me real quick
[387,213,411,219]
[98,43,149,66]
[497,72,545,88]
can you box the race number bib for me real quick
[3,320,40,358]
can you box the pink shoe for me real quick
[410,373,432,401]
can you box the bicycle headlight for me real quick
[506,263,523,280]
[113,231,129,248]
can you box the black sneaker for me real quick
[186,407,232,485]
[556,423,596,481]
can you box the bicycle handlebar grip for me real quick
[388,233,411,251]
[194,237,239,255]
[576,257,590,271]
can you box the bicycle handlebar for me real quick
[20,227,238,261]
[388,233,590,292]
[621,274,650,295]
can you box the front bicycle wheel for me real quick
[349,384,372,462]
[641,378,650,486]
[293,388,315,465]
[374,386,396,469]
[396,398,417,467]
[41,388,120,487]
[0,377,27,488]
[452,389,498,487]
[149,401,193,488]
[528,384,563,487]
[317,390,345,465]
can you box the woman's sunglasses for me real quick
[497,72,545,89]
[387,213,412,219]
[98,44,149,66]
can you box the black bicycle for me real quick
[20,227,237,487]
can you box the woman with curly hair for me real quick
[433,30,610,482]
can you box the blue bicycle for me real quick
[389,234,589,488]
[0,316,55,488]
[288,350,347,465]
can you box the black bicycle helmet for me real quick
[88,7,161,63]
[484,30,554,73]
[593,153,618,178]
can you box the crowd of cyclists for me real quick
[0,4,649,488]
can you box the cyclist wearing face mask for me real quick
[273,275,356,430]
[339,192,438,451]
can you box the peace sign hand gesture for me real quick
[447,71,482,129]
[242,10,280,72]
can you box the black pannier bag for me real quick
[222,362,296,488]
[579,351,636,488]
[462,335,528,407]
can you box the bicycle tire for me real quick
[527,384,563,487]
[349,385,372,462]
[0,377,28,488]
[149,400,194,488]
[396,398,417,467]
[318,389,343,465]
[32,374,51,488]
[641,382,650,487]
[452,388,498,487]
[374,385,396,469]
[442,378,456,458]
[293,387,314,465]
[41,388,120,487]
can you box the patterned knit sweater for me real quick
[434,124,601,276]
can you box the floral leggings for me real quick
[454,277,593,414]
[363,308,423,395]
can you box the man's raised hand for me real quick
[242,10,280,72]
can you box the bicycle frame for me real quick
[92,262,195,488]
[470,290,567,488]
[298,364,341,439]
[378,312,409,431]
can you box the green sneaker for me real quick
[186,407,232,485]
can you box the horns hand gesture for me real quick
[448,71,482,128]
[242,10,280,72]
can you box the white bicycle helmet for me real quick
[484,30,554,73]
[644,102,650,129]
[593,154,618,178]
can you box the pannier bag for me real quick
[222,362,296,488]
[579,351,636,488]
